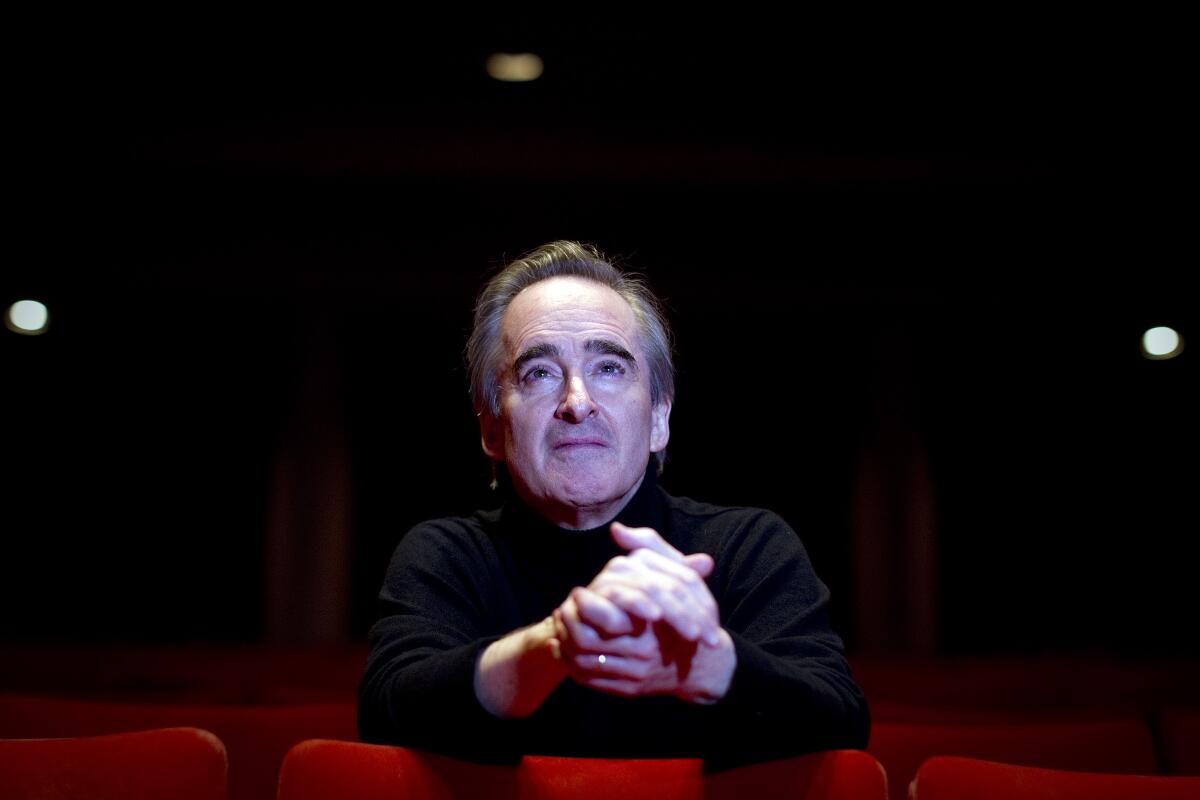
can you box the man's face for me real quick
[481,276,671,529]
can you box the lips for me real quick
[553,438,607,449]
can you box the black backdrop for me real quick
[3,16,1195,655]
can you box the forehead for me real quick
[501,277,639,352]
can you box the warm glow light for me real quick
[486,52,544,82]
[1141,326,1183,360]
[5,300,49,335]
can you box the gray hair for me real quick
[466,241,675,470]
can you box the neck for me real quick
[542,475,647,531]
[509,468,654,532]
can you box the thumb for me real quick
[683,552,714,578]
[610,521,684,562]
[611,522,713,576]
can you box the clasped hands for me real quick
[549,522,736,704]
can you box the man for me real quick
[358,241,868,765]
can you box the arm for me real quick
[704,508,870,758]
[358,520,537,760]
[474,615,566,718]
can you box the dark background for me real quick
[3,15,1195,657]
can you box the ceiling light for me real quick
[5,300,50,335]
[1141,326,1183,360]
[486,53,544,82]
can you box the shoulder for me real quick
[387,509,504,575]
[663,490,787,526]
[660,489,802,557]
[660,492,831,611]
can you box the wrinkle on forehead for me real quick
[501,277,640,359]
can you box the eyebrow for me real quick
[511,339,637,372]
[513,343,559,373]
[585,339,637,364]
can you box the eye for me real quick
[595,360,627,377]
[521,366,555,383]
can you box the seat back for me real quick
[0,727,227,800]
[277,741,517,800]
[869,716,1158,800]
[1158,709,1200,775]
[277,740,888,800]
[910,755,1200,799]
[0,693,356,800]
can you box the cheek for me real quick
[504,409,544,451]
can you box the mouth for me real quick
[552,439,607,450]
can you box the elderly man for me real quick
[358,241,868,765]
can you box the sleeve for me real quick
[356,520,526,762]
[702,509,870,764]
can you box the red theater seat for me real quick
[0,727,227,800]
[1159,709,1200,775]
[0,694,356,800]
[868,717,1158,800]
[909,755,1200,799]
[276,740,888,800]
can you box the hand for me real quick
[586,522,721,645]
[550,522,736,703]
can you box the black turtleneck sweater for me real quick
[358,469,869,767]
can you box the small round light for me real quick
[5,300,50,335]
[1141,326,1183,360]
[486,53,544,82]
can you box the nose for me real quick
[555,374,597,423]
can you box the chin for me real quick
[558,484,619,510]
[556,471,639,509]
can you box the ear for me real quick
[649,398,671,454]
[479,412,505,462]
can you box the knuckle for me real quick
[633,549,660,566]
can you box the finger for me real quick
[567,651,651,682]
[571,587,637,637]
[612,522,715,580]
[623,551,721,644]
[555,595,609,653]
[602,548,711,602]
[683,552,714,578]
[556,606,659,661]
[592,583,663,623]
[599,573,705,643]
[610,521,686,562]
[591,627,659,660]
[552,606,577,650]
[628,547,714,589]
[593,551,720,645]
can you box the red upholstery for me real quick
[277,742,516,800]
[909,755,1200,799]
[522,751,888,800]
[869,717,1158,800]
[276,740,888,800]
[1159,709,1200,775]
[0,727,227,800]
[0,694,356,800]
[850,656,1200,715]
